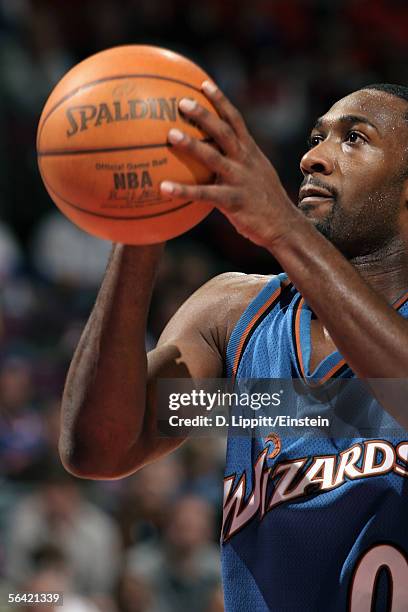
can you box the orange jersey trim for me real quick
[393,291,408,311]
[232,286,282,379]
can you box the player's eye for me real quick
[345,130,366,144]
[307,134,324,148]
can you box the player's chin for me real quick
[299,206,336,242]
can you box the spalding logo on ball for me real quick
[36,45,216,244]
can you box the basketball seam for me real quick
[37,73,206,148]
[37,137,213,156]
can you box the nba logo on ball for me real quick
[36,45,217,245]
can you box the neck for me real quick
[350,237,408,303]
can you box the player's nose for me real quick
[300,144,334,176]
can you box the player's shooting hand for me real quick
[160,81,299,249]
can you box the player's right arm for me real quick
[59,244,259,480]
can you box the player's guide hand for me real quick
[160,81,299,249]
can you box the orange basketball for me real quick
[36,45,216,244]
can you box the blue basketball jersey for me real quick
[222,273,408,612]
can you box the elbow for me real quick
[58,437,144,480]
[58,443,104,480]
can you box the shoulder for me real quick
[202,271,273,307]
[195,272,278,358]
[204,271,272,292]
[191,271,273,309]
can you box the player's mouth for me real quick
[298,186,335,207]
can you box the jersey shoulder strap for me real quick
[226,273,291,378]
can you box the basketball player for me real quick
[60,83,408,611]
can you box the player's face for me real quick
[299,90,408,258]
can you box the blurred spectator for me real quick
[127,495,221,612]
[116,454,185,548]
[181,438,225,507]
[6,468,121,596]
[0,221,22,281]
[31,213,111,289]
[5,397,67,482]
[0,356,46,479]
[116,569,158,612]
[0,1,71,114]
[20,563,103,612]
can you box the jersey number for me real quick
[349,544,408,611]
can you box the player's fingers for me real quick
[201,80,249,141]
[167,128,234,178]
[178,98,241,158]
[160,181,234,204]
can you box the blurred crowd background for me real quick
[1,0,408,610]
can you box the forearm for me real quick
[60,242,164,477]
[269,213,408,378]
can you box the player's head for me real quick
[299,83,408,258]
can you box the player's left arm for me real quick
[160,82,408,424]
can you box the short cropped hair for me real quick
[360,83,408,105]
